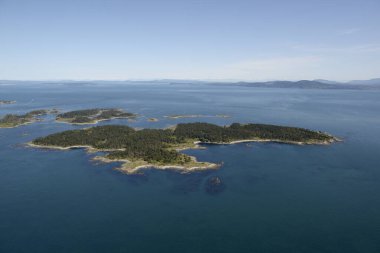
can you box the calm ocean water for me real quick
[1,83,380,253]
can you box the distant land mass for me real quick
[346,78,380,86]
[206,79,380,90]
[0,100,16,105]
[1,78,380,89]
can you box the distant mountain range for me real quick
[346,78,380,86]
[206,78,380,90]
[1,78,380,89]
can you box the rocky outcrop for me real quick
[205,176,225,194]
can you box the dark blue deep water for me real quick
[1,83,380,253]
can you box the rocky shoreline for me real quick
[27,134,340,175]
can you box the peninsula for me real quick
[30,122,339,174]
[56,108,137,124]
[0,109,57,128]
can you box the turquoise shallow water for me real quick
[1,83,380,253]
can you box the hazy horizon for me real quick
[0,77,379,83]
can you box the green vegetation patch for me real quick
[0,109,53,128]
[56,108,136,124]
[32,122,336,169]
[174,122,333,143]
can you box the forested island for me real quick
[56,108,137,124]
[0,109,57,128]
[30,122,339,174]
[0,100,16,105]
[164,114,230,119]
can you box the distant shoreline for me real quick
[164,114,230,119]
[0,109,58,128]
[56,116,136,125]
[0,100,16,105]
[55,108,137,125]
[195,136,341,146]
[0,120,38,129]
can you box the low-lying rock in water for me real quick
[205,176,225,194]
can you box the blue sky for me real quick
[0,0,379,81]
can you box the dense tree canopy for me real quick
[0,110,51,128]
[33,122,334,165]
[174,122,332,143]
[56,108,136,124]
